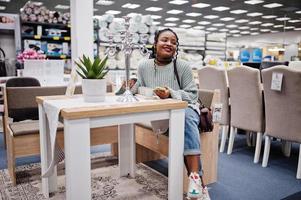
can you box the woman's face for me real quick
[155,31,177,60]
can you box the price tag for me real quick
[64,36,71,41]
[53,36,60,40]
[34,35,41,39]
[212,103,223,123]
[271,72,283,91]
[60,55,67,59]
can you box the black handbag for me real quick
[173,60,213,132]
[0,48,7,77]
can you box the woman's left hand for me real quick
[154,87,170,99]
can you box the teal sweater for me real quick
[132,58,199,111]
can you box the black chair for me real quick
[260,61,289,70]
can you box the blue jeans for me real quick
[184,107,202,175]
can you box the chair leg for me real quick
[254,132,263,163]
[6,134,16,185]
[281,141,291,157]
[219,125,228,153]
[262,135,271,168]
[297,144,301,179]
[227,126,236,155]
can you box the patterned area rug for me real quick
[0,153,169,200]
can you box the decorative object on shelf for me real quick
[17,49,46,63]
[106,16,149,102]
[75,54,109,102]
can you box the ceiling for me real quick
[1,0,301,37]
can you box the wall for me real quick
[0,31,16,59]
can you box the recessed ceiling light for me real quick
[94,8,98,12]
[32,1,43,6]
[179,24,192,28]
[55,4,70,9]
[294,27,301,30]
[233,34,241,37]
[105,10,121,15]
[229,30,240,33]
[227,24,238,28]
[153,21,161,25]
[219,29,229,32]
[251,32,259,35]
[150,15,161,19]
[220,17,235,21]
[204,15,219,19]
[261,23,274,27]
[249,21,262,25]
[192,3,211,8]
[235,19,249,23]
[182,19,196,23]
[239,26,250,30]
[198,21,211,25]
[273,25,283,28]
[263,3,283,8]
[230,9,248,14]
[251,28,259,30]
[212,6,230,11]
[164,23,177,27]
[165,17,179,22]
[122,3,140,9]
[289,19,301,23]
[96,0,114,6]
[145,7,162,12]
[167,9,183,14]
[244,0,264,5]
[247,12,263,17]
[186,12,202,17]
[262,15,277,19]
[241,31,250,34]
[284,26,295,29]
[212,23,225,27]
[0,0,10,2]
[207,27,217,31]
[296,11,301,14]
[193,26,205,29]
[260,29,270,32]
[276,17,290,21]
[169,0,188,5]
[271,30,279,33]
[0,6,6,10]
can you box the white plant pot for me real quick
[82,79,106,102]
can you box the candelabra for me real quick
[106,16,149,102]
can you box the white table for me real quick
[37,95,187,200]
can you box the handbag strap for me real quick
[173,59,181,89]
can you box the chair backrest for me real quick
[260,61,289,70]
[227,66,264,132]
[261,66,301,142]
[6,77,41,87]
[197,67,229,125]
[5,86,82,122]
[288,61,301,71]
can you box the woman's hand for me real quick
[154,87,170,99]
[122,79,137,89]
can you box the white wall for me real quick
[284,44,298,61]
[0,31,16,59]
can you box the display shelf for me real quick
[21,21,71,29]
[46,54,71,59]
[22,34,71,42]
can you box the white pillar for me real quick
[70,0,94,64]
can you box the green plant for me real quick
[75,54,109,79]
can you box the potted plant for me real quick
[75,54,109,102]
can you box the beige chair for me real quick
[4,86,117,185]
[198,67,230,152]
[261,66,301,179]
[135,89,220,188]
[288,61,301,71]
[227,66,264,163]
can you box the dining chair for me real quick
[261,65,301,179]
[227,66,265,163]
[197,66,230,153]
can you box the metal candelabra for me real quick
[106,16,149,102]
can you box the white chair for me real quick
[288,61,301,71]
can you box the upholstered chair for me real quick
[288,61,301,71]
[227,66,265,163]
[261,65,301,179]
[198,67,230,152]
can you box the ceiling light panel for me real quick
[226,24,238,28]
[239,26,250,30]
[182,19,196,23]
[229,30,240,33]
[204,15,219,19]
[193,26,205,29]
[294,28,301,30]
[235,19,249,23]
[212,6,230,11]
[260,29,270,32]
[152,21,161,25]
[167,9,183,14]
[220,17,235,21]
[251,32,259,35]
[198,21,211,25]
[0,6,5,10]
[247,12,263,17]
[96,0,114,6]
[230,10,248,14]
[212,23,225,27]
[262,15,277,19]
[207,27,217,31]
[271,30,279,33]
[244,0,264,5]
[261,23,274,27]
[164,23,177,27]
[263,3,283,8]
[122,3,140,9]
[55,4,69,9]
[150,15,161,19]
[241,31,250,34]
[169,0,188,5]
[219,29,229,32]
[276,17,290,21]
[0,0,10,2]
[289,20,301,23]
[233,34,241,37]
[249,21,262,25]
[251,28,259,30]
[296,11,301,14]
[186,13,202,17]
[145,7,162,12]
[105,10,121,15]
[273,25,283,28]
[165,17,179,21]
[179,24,192,28]
[284,26,295,29]
[192,3,211,8]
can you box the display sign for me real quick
[240,49,250,63]
[252,48,262,62]
[240,48,263,63]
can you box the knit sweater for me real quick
[131,58,199,111]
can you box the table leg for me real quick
[38,104,58,198]
[118,124,135,177]
[64,118,91,200]
[168,109,185,200]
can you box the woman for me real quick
[131,28,210,200]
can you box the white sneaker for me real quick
[187,172,211,200]
[201,187,211,200]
